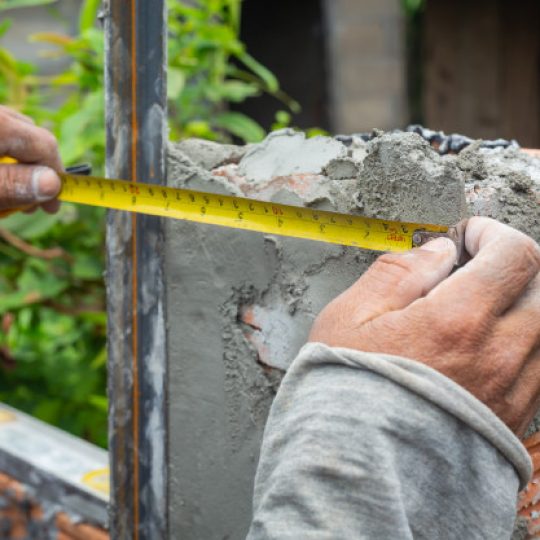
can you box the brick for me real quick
[0,472,109,540]
[56,513,109,540]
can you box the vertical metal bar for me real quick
[104,0,168,538]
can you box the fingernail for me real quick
[419,237,456,253]
[32,167,61,201]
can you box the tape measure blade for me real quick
[58,174,447,253]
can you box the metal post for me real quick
[103,0,168,537]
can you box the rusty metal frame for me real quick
[103,0,168,537]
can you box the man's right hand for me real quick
[309,217,540,437]
[0,106,63,214]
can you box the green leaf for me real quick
[0,290,39,312]
[219,81,260,102]
[167,67,185,100]
[0,0,56,12]
[79,0,101,32]
[0,19,12,38]
[33,399,62,424]
[214,111,265,143]
[306,127,330,138]
[88,394,108,412]
[0,209,63,240]
[17,265,67,298]
[30,32,74,47]
[58,89,104,164]
[236,52,279,92]
[73,253,103,280]
[90,347,107,369]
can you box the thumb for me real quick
[343,237,457,324]
[0,164,61,210]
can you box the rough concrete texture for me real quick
[165,129,540,540]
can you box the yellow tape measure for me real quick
[58,174,451,252]
[0,156,455,252]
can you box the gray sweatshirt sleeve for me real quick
[248,343,531,540]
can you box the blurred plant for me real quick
[167,0,299,142]
[0,0,107,446]
[402,0,425,15]
[0,207,108,447]
[0,0,297,447]
[271,110,328,138]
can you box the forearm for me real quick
[248,343,530,540]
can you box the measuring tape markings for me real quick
[59,174,449,253]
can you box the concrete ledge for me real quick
[0,403,108,538]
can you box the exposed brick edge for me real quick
[0,472,109,539]
[517,434,540,539]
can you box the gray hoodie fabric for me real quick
[248,343,530,539]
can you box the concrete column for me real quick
[164,130,539,539]
[323,0,407,133]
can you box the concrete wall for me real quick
[164,130,539,539]
[323,0,407,133]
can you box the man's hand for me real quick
[309,217,540,437]
[0,106,62,214]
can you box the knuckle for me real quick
[0,165,33,203]
[371,252,416,284]
[520,236,540,269]
[38,129,58,152]
[0,113,15,133]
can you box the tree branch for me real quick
[0,227,73,262]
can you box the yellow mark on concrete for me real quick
[0,410,16,424]
[81,468,110,495]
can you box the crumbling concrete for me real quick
[165,129,540,540]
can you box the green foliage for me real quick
[167,0,298,142]
[0,0,293,447]
[0,206,107,447]
[271,110,329,139]
[0,2,107,446]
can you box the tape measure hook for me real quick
[412,221,467,266]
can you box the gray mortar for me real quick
[355,132,468,225]
[174,138,251,170]
[165,130,540,540]
[238,129,347,182]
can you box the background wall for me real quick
[423,0,540,147]
[324,0,407,133]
